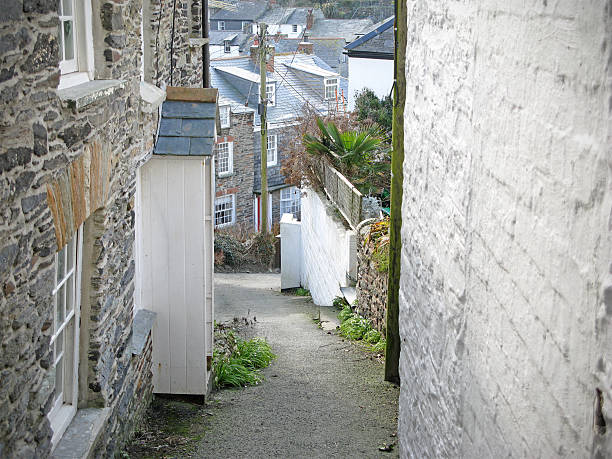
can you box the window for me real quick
[224,40,231,53]
[57,0,94,89]
[280,186,301,218]
[325,78,338,100]
[216,141,233,176]
[292,24,298,33]
[218,21,225,30]
[259,83,275,106]
[242,21,250,32]
[215,194,235,227]
[266,134,277,166]
[49,228,82,446]
[219,105,230,128]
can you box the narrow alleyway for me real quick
[198,273,399,458]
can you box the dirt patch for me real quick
[124,396,210,458]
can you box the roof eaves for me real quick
[344,16,394,50]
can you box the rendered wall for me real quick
[300,189,355,306]
[347,57,393,109]
[399,1,612,457]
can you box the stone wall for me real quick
[0,0,201,456]
[300,188,355,306]
[215,111,254,227]
[399,1,612,457]
[356,222,387,335]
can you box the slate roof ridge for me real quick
[344,16,394,51]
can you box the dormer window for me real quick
[218,21,225,30]
[259,83,276,107]
[324,78,338,100]
[224,40,231,53]
[292,24,298,33]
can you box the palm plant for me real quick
[303,118,390,195]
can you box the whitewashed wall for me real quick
[347,57,394,109]
[300,188,355,305]
[399,1,612,457]
[267,24,303,39]
[210,45,240,59]
[280,213,302,290]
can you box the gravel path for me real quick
[197,273,399,458]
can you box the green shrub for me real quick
[295,287,311,296]
[337,305,353,323]
[339,314,371,340]
[235,338,275,370]
[370,338,386,354]
[333,296,349,309]
[363,329,381,344]
[213,336,276,388]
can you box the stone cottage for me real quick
[0,0,206,455]
[398,1,612,457]
[211,49,347,230]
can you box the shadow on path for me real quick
[199,273,399,458]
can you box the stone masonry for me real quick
[356,222,387,336]
[215,111,254,227]
[399,1,612,457]
[0,0,202,456]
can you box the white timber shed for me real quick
[137,87,218,397]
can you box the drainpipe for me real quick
[202,0,210,87]
[384,1,406,385]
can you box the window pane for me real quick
[57,246,66,284]
[63,319,75,402]
[58,24,64,60]
[55,329,64,360]
[66,274,74,315]
[54,357,63,400]
[56,284,65,325]
[63,20,74,60]
[62,0,72,15]
[66,237,75,271]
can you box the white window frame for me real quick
[219,105,231,128]
[58,0,95,90]
[48,227,83,448]
[292,24,298,33]
[324,78,338,100]
[242,21,250,33]
[223,40,231,53]
[218,21,225,30]
[216,141,233,177]
[215,194,236,227]
[266,134,277,167]
[280,186,301,218]
[259,83,276,107]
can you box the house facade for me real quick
[0,0,206,456]
[211,50,347,230]
[344,16,394,109]
[209,0,268,33]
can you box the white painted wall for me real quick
[347,57,393,110]
[210,45,240,59]
[280,213,301,290]
[139,156,214,396]
[399,1,612,457]
[300,188,356,305]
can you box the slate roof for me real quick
[210,1,268,21]
[270,38,347,75]
[211,53,348,125]
[260,7,324,25]
[154,90,218,156]
[308,18,373,42]
[345,16,394,56]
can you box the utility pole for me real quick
[259,23,268,234]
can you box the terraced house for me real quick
[0,0,215,456]
[211,48,348,230]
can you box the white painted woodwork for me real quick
[280,213,302,290]
[139,156,214,395]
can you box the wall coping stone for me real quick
[140,82,166,113]
[130,309,157,355]
[58,80,126,112]
[51,408,111,459]
[189,37,210,47]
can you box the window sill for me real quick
[51,408,111,459]
[140,82,166,114]
[58,79,126,112]
[189,37,210,47]
[130,309,157,356]
[218,172,234,178]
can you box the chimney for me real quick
[250,44,275,73]
[297,41,313,55]
[306,9,314,30]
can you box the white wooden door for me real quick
[139,156,214,395]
